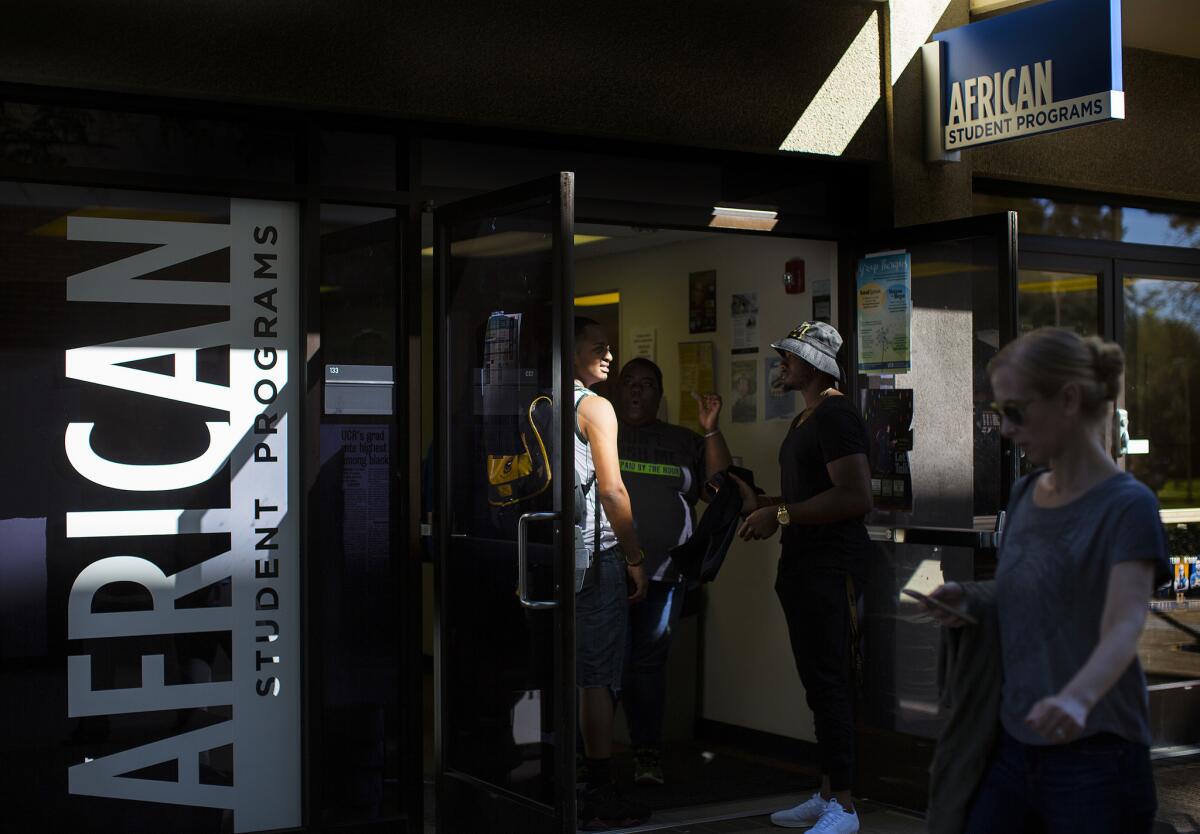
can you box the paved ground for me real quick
[423,761,1200,833]
[606,795,926,833]
[1156,760,1200,834]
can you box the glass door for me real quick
[1011,250,1111,476]
[849,213,1018,808]
[1117,259,1200,754]
[433,174,577,833]
[1015,251,1110,338]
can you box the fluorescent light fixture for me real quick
[574,292,620,307]
[709,206,779,232]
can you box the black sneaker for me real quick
[578,783,651,831]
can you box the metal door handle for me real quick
[518,511,559,610]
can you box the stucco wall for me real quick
[0,0,884,160]
[971,48,1200,205]
[3,3,1197,213]
[891,0,976,227]
[893,40,1200,226]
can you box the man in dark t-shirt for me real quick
[616,357,731,785]
[734,321,874,834]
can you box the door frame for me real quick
[1021,233,1200,342]
[837,212,1018,810]
[432,173,578,834]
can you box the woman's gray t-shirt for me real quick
[996,471,1170,746]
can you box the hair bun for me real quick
[1086,337,1125,401]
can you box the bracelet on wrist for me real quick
[703,429,721,438]
[625,549,645,567]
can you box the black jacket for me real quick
[670,465,760,584]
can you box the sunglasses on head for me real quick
[989,399,1034,426]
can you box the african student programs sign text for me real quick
[923,0,1123,157]
[63,200,301,832]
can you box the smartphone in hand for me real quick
[902,588,978,626]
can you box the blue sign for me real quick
[929,0,1122,152]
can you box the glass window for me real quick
[315,204,403,823]
[1123,274,1200,510]
[0,183,303,831]
[974,192,1200,249]
[1017,269,1099,336]
[1124,275,1200,746]
[0,103,296,182]
[1143,522,1200,744]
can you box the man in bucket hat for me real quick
[731,321,876,833]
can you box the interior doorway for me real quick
[420,193,1021,832]
[421,213,845,830]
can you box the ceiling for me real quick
[574,224,716,261]
[1122,0,1200,59]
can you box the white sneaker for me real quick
[770,792,829,828]
[809,798,860,834]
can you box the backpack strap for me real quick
[591,482,601,556]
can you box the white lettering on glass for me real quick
[62,201,300,832]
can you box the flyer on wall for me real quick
[730,291,759,354]
[320,425,390,574]
[863,388,914,511]
[763,356,795,421]
[731,358,757,423]
[631,326,656,360]
[678,341,716,431]
[856,252,911,374]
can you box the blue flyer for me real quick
[856,252,912,374]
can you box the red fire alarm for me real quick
[783,258,805,294]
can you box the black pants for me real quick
[775,564,858,792]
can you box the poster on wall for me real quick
[730,291,759,354]
[678,341,716,431]
[731,358,758,423]
[631,326,657,360]
[856,252,912,374]
[321,425,390,573]
[863,389,914,511]
[60,198,303,832]
[764,356,796,421]
[689,270,717,333]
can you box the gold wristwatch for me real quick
[776,503,791,526]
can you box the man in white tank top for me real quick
[573,317,649,829]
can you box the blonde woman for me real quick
[924,328,1169,834]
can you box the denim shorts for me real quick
[576,547,628,693]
